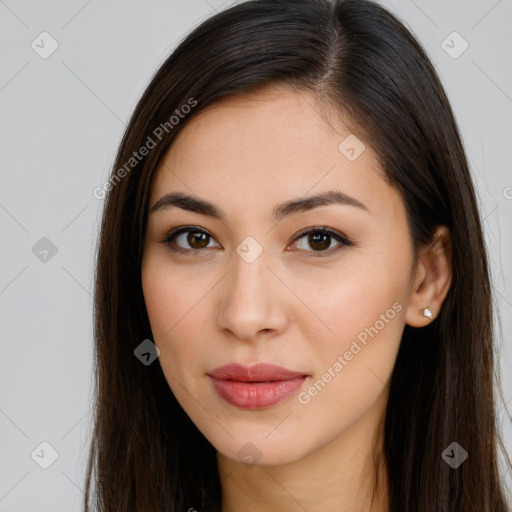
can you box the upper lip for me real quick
[208,363,309,382]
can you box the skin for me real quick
[141,84,452,512]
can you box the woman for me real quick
[85,0,511,510]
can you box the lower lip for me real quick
[210,376,307,410]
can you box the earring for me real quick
[420,307,433,320]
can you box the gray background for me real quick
[0,0,511,510]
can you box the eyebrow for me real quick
[149,189,368,222]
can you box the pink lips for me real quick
[208,363,309,410]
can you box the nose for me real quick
[216,247,288,342]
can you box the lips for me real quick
[208,362,308,382]
[208,363,309,409]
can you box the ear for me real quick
[405,225,453,327]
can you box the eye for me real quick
[290,227,352,256]
[161,225,353,257]
[162,226,221,253]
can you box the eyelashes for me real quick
[161,225,353,257]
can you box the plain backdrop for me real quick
[1,0,511,510]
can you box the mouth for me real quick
[207,362,310,410]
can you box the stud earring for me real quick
[420,307,433,320]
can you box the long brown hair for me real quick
[84,0,511,510]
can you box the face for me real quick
[141,85,416,466]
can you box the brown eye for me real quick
[307,232,331,251]
[293,227,352,256]
[186,231,210,249]
[163,227,221,252]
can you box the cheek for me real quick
[301,256,405,328]
[141,259,210,378]
[294,250,410,390]
[142,250,212,337]
[291,277,406,445]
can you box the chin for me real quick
[204,424,314,467]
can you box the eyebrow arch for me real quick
[149,190,369,222]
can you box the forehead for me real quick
[149,86,400,221]
[164,86,348,172]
